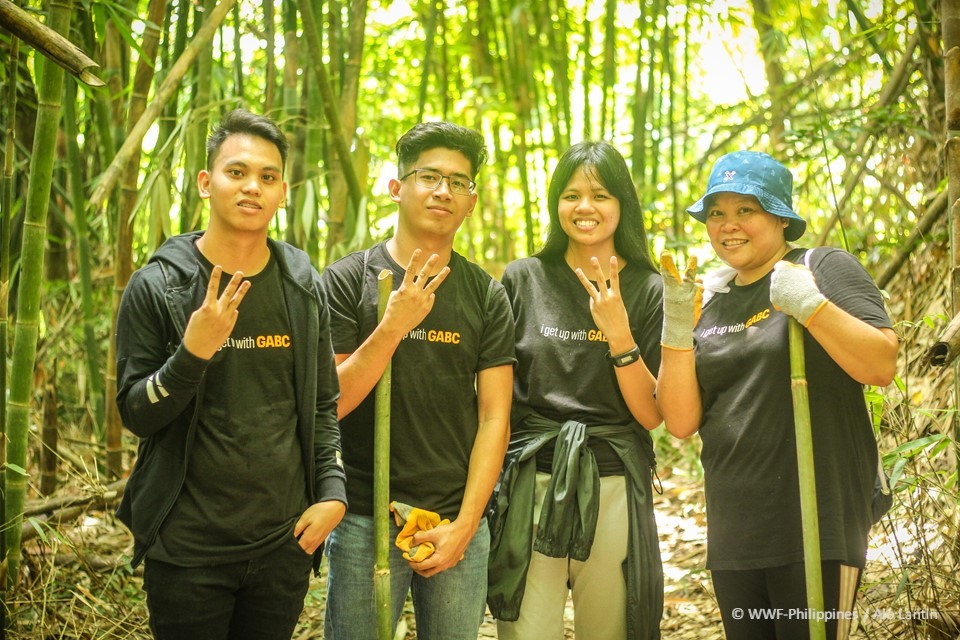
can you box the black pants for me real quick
[143,536,313,640]
[712,561,860,640]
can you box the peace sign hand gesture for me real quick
[380,249,450,338]
[182,265,251,360]
[575,256,635,355]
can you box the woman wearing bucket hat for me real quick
[488,141,664,639]
[656,150,898,639]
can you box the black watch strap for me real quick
[607,345,641,367]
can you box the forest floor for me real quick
[7,461,947,639]
[7,466,724,639]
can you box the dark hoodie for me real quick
[115,231,346,569]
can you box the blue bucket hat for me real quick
[686,150,806,241]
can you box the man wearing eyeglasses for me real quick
[320,121,516,640]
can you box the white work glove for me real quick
[770,261,828,327]
[660,251,702,351]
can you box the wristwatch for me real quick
[607,345,641,367]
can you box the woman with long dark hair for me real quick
[488,141,664,639]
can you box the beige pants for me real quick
[497,473,629,640]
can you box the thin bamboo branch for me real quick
[0,0,103,86]
[88,0,238,211]
[876,189,948,290]
[23,478,126,519]
[374,270,393,640]
[814,32,920,246]
[106,0,166,479]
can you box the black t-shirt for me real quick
[321,242,516,520]
[695,247,893,570]
[501,256,663,474]
[150,248,305,565]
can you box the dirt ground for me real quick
[290,470,724,639]
[15,467,928,639]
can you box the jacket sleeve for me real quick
[116,267,210,438]
[312,274,348,505]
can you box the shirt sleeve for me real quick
[311,271,348,505]
[319,253,366,355]
[116,267,210,438]
[811,248,893,330]
[478,278,518,371]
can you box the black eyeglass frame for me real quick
[398,168,477,195]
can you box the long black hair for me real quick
[536,141,657,272]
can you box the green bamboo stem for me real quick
[1,17,21,618]
[4,0,73,588]
[374,269,393,640]
[788,318,826,640]
[62,81,104,434]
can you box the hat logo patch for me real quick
[723,170,736,182]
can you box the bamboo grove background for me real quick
[2,0,960,637]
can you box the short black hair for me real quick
[537,141,657,272]
[395,121,487,178]
[206,109,289,170]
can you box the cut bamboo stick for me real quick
[374,269,394,640]
[789,318,827,640]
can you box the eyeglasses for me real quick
[399,169,476,196]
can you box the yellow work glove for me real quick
[660,251,703,351]
[389,501,450,563]
[770,260,828,327]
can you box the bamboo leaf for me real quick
[4,464,27,477]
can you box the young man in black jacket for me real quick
[115,109,346,640]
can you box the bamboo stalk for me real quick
[88,0,237,211]
[62,80,104,435]
[0,0,103,86]
[4,0,73,588]
[836,564,859,640]
[788,318,826,640]
[0,12,21,608]
[374,269,393,640]
[105,0,167,479]
[297,0,364,209]
[40,364,59,497]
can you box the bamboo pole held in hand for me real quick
[374,270,394,640]
[788,318,826,640]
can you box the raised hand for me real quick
[660,251,702,351]
[182,265,250,360]
[770,260,827,327]
[380,249,450,337]
[574,256,634,353]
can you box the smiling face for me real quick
[198,133,287,238]
[389,146,478,245]
[558,165,621,255]
[705,192,791,284]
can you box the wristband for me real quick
[607,345,641,368]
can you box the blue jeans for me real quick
[323,511,489,640]
[143,535,313,640]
